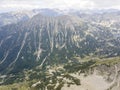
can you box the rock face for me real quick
[0,10,120,74]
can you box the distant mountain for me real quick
[0,12,28,27]
[0,9,65,27]
[33,8,63,16]
[1,8,119,27]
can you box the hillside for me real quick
[0,9,120,90]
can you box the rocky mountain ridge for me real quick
[0,9,120,90]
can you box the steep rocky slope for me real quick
[0,10,120,90]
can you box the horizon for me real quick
[0,0,120,13]
[0,8,120,14]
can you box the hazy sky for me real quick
[0,0,120,13]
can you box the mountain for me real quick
[0,9,120,90]
[0,11,29,27]
[0,8,120,27]
[0,8,65,27]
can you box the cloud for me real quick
[0,0,97,10]
[48,0,96,9]
[0,0,120,12]
[92,0,120,9]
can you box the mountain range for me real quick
[0,9,120,90]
